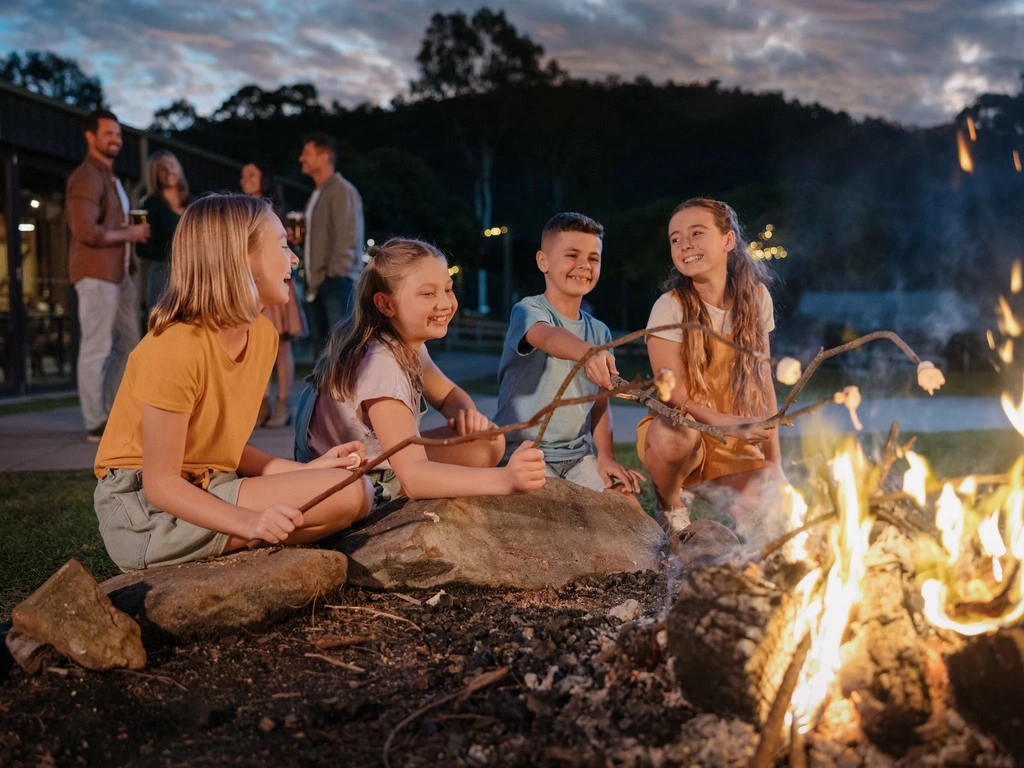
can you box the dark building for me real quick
[0,81,304,396]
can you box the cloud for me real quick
[0,0,1021,127]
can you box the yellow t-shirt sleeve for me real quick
[131,330,202,414]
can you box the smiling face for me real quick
[537,230,603,304]
[249,213,298,309]
[156,157,180,190]
[240,163,262,197]
[668,206,734,282]
[377,256,456,346]
[86,118,122,160]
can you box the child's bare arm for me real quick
[366,397,545,498]
[140,405,302,543]
[421,350,490,435]
[647,336,771,445]
[591,398,645,493]
[238,442,367,476]
[525,323,617,389]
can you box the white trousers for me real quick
[74,276,140,430]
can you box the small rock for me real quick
[12,560,146,671]
[674,519,741,570]
[608,599,641,622]
[4,630,60,675]
[258,716,276,733]
[102,548,348,642]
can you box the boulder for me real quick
[12,559,146,671]
[102,547,348,643]
[673,519,742,570]
[335,478,666,589]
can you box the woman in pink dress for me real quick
[241,162,307,427]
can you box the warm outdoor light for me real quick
[18,223,35,232]
[448,265,460,275]
[30,199,40,209]
[1014,150,1022,173]
[366,238,375,247]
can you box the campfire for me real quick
[661,301,1024,765]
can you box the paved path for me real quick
[0,348,1015,475]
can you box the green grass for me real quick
[3,428,1023,622]
[0,395,79,417]
[1,470,117,622]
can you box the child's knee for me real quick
[645,417,700,465]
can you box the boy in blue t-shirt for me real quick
[495,212,645,496]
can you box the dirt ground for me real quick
[0,570,716,768]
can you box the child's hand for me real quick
[308,441,366,470]
[584,350,618,390]
[504,440,547,493]
[597,456,646,494]
[246,503,304,544]
[447,408,491,436]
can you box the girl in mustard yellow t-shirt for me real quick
[94,194,371,571]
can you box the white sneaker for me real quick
[654,504,692,537]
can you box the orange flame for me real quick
[1013,260,1023,294]
[1015,150,1022,173]
[958,131,974,173]
[967,117,977,142]
[998,296,1022,338]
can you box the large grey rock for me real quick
[336,478,666,589]
[12,559,146,671]
[673,519,742,570]
[102,547,348,642]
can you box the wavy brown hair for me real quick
[311,238,448,400]
[149,193,269,334]
[663,198,774,417]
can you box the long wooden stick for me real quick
[750,632,814,768]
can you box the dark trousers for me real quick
[305,276,355,361]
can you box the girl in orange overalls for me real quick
[636,198,784,528]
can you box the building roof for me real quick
[796,290,985,338]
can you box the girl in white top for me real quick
[299,238,546,505]
[636,198,784,528]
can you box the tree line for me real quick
[4,9,1024,329]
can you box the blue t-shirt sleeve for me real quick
[507,299,554,355]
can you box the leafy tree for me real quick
[0,50,105,110]
[149,98,198,135]
[211,83,323,121]
[411,8,565,228]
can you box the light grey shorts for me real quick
[94,468,243,572]
[544,454,607,492]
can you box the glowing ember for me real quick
[1013,260,1023,294]
[903,450,929,507]
[997,296,1022,337]
[957,131,974,173]
[1015,150,1022,173]
[1000,339,1015,364]
[967,116,977,141]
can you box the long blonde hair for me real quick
[144,149,190,200]
[664,198,774,417]
[148,194,270,334]
[311,238,448,400]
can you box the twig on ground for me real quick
[326,605,422,631]
[750,632,814,768]
[382,666,509,768]
[114,669,189,692]
[303,653,366,673]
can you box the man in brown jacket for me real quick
[66,109,149,441]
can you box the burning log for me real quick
[666,564,803,725]
[837,529,933,752]
[947,629,1024,762]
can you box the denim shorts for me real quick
[94,468,242,572]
